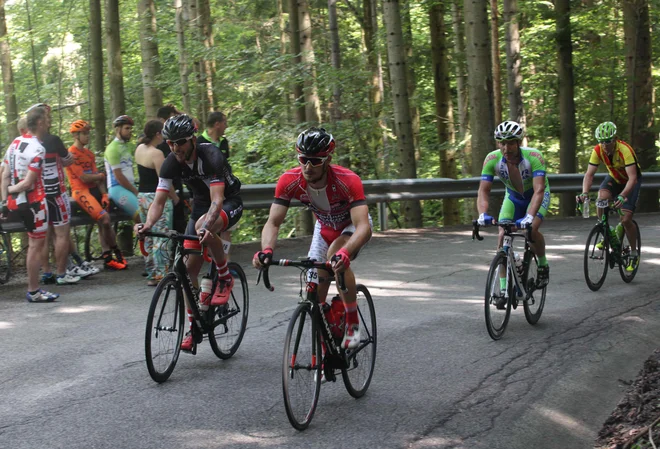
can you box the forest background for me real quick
[0,0,658,243]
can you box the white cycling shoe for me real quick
[342,324,361,350]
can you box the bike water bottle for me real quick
[582,198,590,218]
[330,296,346,338]
[199,276,213,311]
[609,226,620,248]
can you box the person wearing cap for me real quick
[67,120,125,270]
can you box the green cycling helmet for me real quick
[595,122,617,142]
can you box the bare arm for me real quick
[526,176,546,217]
[261,203,289,250]
[79,172,105,184]
[619,165,638,199]
[340,205,372,257]
[152,150,178,204]
[477,180,492,215]
[7,169,39,194]
[581,164,598,194]
[200,183,226,233]
[112,168,138,196]
[0,165,9,201]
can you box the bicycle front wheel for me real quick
[145,274,185,383]
[342,284,377,398]
[523,254,546,325]
[584,224,609,291]
[485,252,512,341]
[0,232,11,284]
[208,262,249,359]
[619,220,641,283]
[282,303,322,431]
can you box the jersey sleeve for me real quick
[204,145,227,187]
[156,177,172,193]
[29,145,45,172]
[480,152,498,182]
[588,146,601,166]
[348,175,367,208]
[273,173,295,207]
[105,142,122,169]
[528,150,547,177]
[622,147,637,166]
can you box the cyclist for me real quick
[252,127,372,349]
[67,120,126,270]
[0,106,59,301]
[577,122,641,271]
[104,115,138,266]
[477,120,551,291]
[135,114,243,352]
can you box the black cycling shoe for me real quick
[536,265,550,288]
[493,294,508,310]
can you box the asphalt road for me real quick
[1,215,659,449]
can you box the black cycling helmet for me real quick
[295,127,335,157]
[162,114,197,141]
[113,115,134,127]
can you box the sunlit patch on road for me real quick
[56,305,113,314]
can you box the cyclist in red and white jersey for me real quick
[253,128,372,349]
[1,107,59,301]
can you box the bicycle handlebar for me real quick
[138,230,211,262]
[257,258,348,294]
[472,220,534,243]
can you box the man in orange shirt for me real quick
[66,120,125,270]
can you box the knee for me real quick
[99,215,111,227]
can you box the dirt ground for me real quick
[595,350,660,449]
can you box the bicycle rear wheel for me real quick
[342,284,377,398]
[208,262,249,359]
[84,223,104,261]
[522,254,546,325]
[282,302,322,431]
[584,224,609,291]
[484,252,512,341]
[0,232,11,284]
[145,274,185,383]
[619,220,641,283]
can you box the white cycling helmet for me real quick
[494,120,524,141]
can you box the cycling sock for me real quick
[187,308,193,330]
[500,277,507,290]
[345,302,358,326]
[216,261,231,280]
[538,256,548,267]
[43,272,53,278]
[631,250,639,257]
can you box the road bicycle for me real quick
[140,230,248,383]
[581,198,641,291]
[473,221,547,341]
[257,257,377,430]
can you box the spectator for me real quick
[197,111,229,159]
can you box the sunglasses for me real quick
[167,137,192,147]
[298,155,328,167]
[599,138,614,144]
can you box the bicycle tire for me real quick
[341,284,377,398]
[84,222,108,261]
[619,220,641,283]
[282,302,322,431]
[145,273,185,383]
[522,253,546,325]
[0,232,11,284]
[584,224,609,291]
[484,252,512,340]
[208,262,249,359]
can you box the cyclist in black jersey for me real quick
[135,115,243,352]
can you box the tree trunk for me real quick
[138,0,162,120]
[503,0,525,128]
[451,0,470,176]
[25,0,40,101]
[383,0,422,228]
[623,0,656,212]
[298,0,321,124]
[464,0,494,178]
[490,0,502,124]
[288,0,305,124]
[430,3,459,226]
[106,0,126,118]
[278,0,290,122]
[556,0,577,217]
[402,0,420,160]
[0,0,18,141]
[89,0,106,152]
[197,0,214,113]
[328,0,341,123]
[175,0,190,113]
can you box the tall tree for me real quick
[451,0,470,175]
[623,0,656,211]
[298,0,321,124]
[328,0,341,123]
[464,0,494,177]
[555,0,577,216]
[175,0,191,113]
[138,0,162,120]
[430,2,459,225]
[89,0,106,151]
[0,0,18,141]
[197,0,215,114]
[106,0,126,119]
[503,0,525,127]
[490,0,502,124]
[288,0,305,124]
[383,0,422,228]
[402,0,420,158]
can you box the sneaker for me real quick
[536,265,550,288]
[56,274,81,285]
[104,259,127,270]
[80,261,100,275]
[626,256,639,273]
[114,248,127,267]
[26,289,59,302]
[342,323,361,350]
[210,277,234,306]
[66,265,93,279]
[180,331,195,352]
[41,273,56,285]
